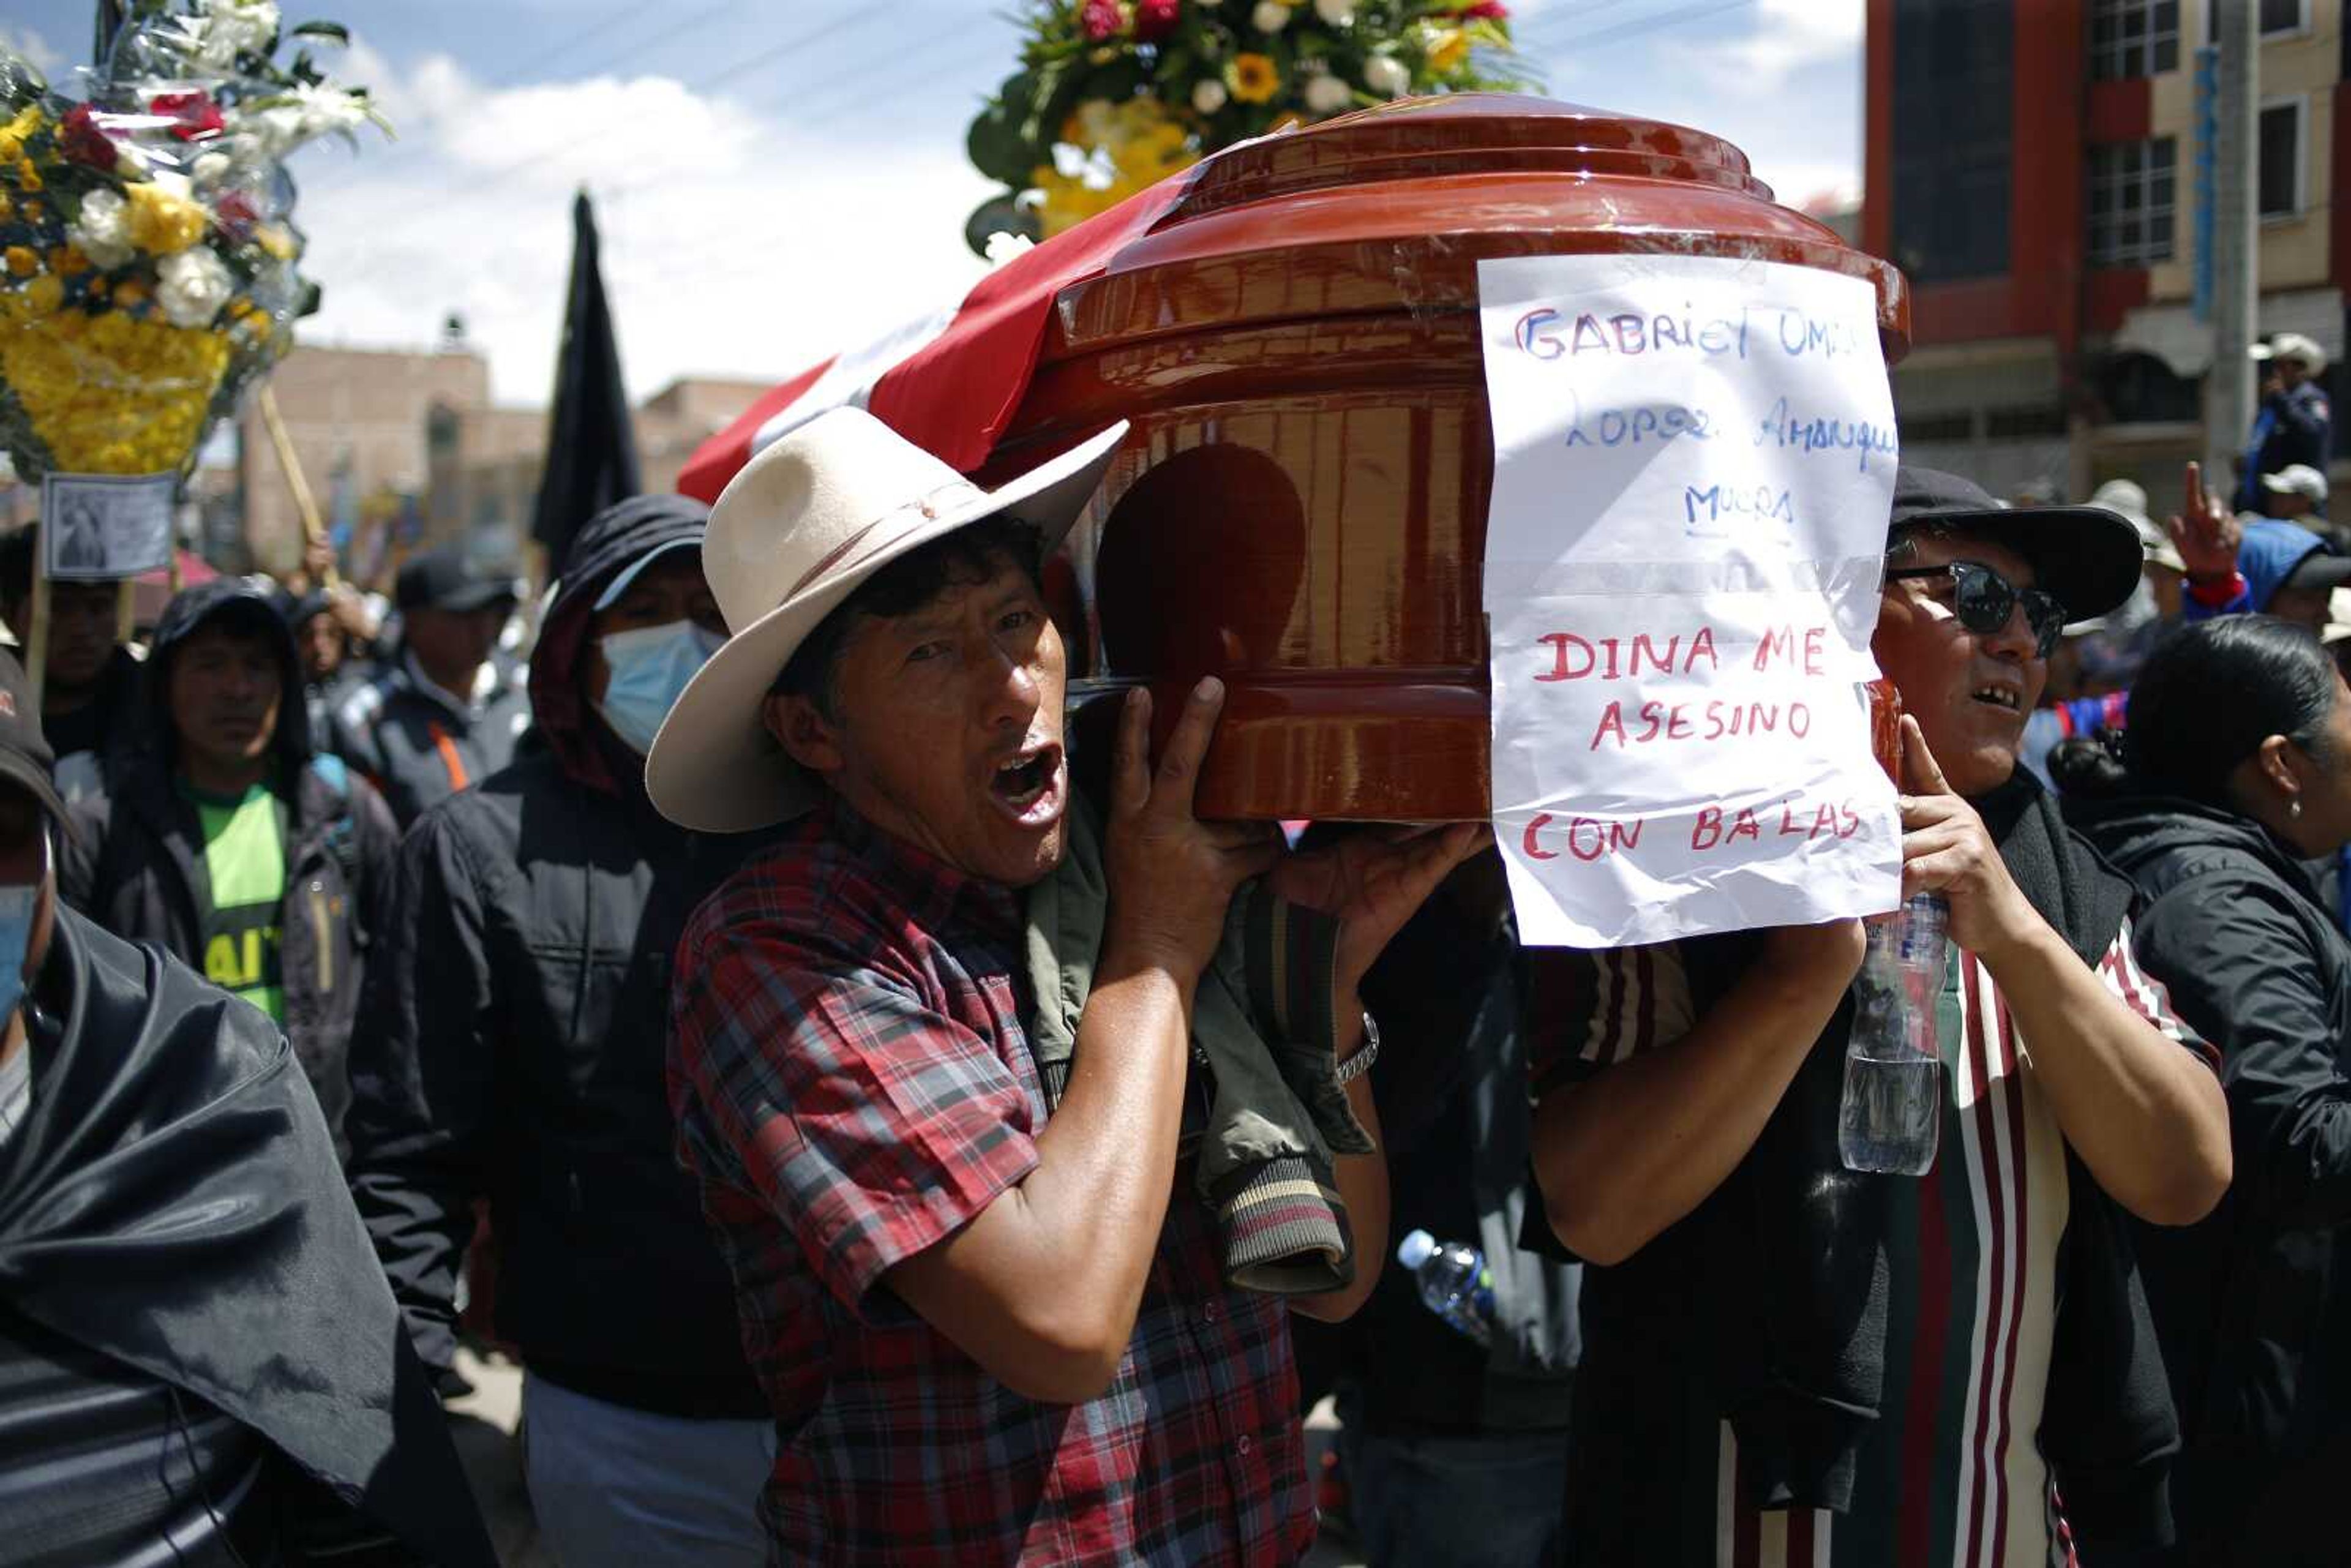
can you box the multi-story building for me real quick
[1865,0,2349,499]
[238,340,495,576]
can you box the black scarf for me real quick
[1693,775,2173,1547]
[0,910,497,1566]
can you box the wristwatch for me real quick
[1335,1011,1381,1085]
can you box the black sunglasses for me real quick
[1884,561,2069,659]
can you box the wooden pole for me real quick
[258,384,338,590]
[114,579,135,644]
[25,528,48,697]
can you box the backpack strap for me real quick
[307,754,362,885]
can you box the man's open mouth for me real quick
[1971,685,2021,713]
[989,743,1065,825]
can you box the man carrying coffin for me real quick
[653,408,1480,1565]
[1528,467,2232,1566]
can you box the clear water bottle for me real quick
[1837,894,1949,1176]
[1395,1229,1494,1348]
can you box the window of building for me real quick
[2259,97,2305,219]
[2091,0,2179,80]
[2207,0,2311,39]
[1889,0,2012,283]
[2087,138,2177,266]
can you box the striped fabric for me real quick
[1543,922,2197,1568]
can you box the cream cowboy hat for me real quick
[645,407,1127,832]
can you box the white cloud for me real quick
[0,23,67,81]
[287,45,992,406]
[1687,0,1864,96]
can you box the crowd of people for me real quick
[0,340,2345,1568]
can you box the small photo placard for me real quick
[40,472,177,582]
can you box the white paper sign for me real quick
[1479,255,1903,948]
[40,471,176,582]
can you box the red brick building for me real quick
[1864,0,2349,499]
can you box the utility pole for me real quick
[2204,0,2260,483]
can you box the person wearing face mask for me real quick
[56,580,402,1159]
[0,646,497,1567]
[343,495,773,1568]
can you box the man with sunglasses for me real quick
[1527,466,2232,1566]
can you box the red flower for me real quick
[1461,0,1510,16]
[58,103,119,171]
[149,91,227,143]
[1079,0,1125,42]
[1134,0,1180,41]
[213,189,261,238]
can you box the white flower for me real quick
[1303,73,1353,113]
[157,246,235,329]
[983,231,1035,267]
[69,189,135,271]
[1251,1,1291,32]
[1192,78,1229,114]
[1313,0,1357,22]
[190,151,231,186]
[1363,54,1411,97]
[235,86,369,158]
[195,0,280,69]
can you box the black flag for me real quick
[530,189,640,565]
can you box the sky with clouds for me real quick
[3,0,1862,407]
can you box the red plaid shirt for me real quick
[669,801,1314,1566]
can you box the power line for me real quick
[1529,0,1762,54]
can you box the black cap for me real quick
[0,646,73,833]
[1889,466,2146,623]
[396,547,519,615]
[2282,548,2351,596]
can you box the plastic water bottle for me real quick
[1395,1229,1494,1348]
[1837,894,1949,1176]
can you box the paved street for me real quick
[444,1348,1364,1567]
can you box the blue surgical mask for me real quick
[595,621,724,755]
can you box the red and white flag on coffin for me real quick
[677,170,1209,501]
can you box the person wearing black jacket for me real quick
[58,580,400,1155]
[0,525,140,804]
[344,495,770,1568]
[0,645,495,1568]
[2069,615,2351,1564]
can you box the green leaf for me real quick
[967,72,1044,185]
[290,20,351,44]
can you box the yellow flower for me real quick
[51,244,88,275]
[6,107,42,140]
[0,304,230,474]
[1227,52,1281,104]
[2,246,36,278]
[255,223,297,261]
[114,278,148,309]
[18,199,38,223]
[0,190,9,222]
[1427,26,1469,74]
[0,135,19,165]
[23,274,61,316]
[14,160,39,193]
[125,182,208,255]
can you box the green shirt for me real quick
[181,780,287,1021]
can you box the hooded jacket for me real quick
[329,628,531,830]
[57,580,400,1155]
[2071,792,2351,1545]
[2183,519,2339,622]
[344,495,771,1417]
[0,906,495,1566]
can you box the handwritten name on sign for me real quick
[1477,255,1903,949]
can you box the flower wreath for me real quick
[964,0,1529,255]
[0,0,384,486]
